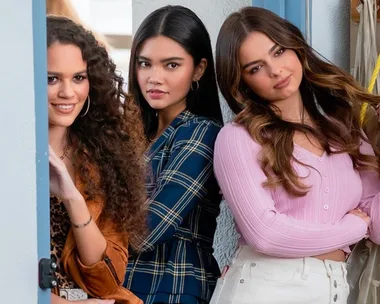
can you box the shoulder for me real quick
[216,122,261,152]
[174,115,222,142]
[217,122,246,137]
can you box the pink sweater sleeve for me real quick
[214,124,368,258]
[358,140,380,244]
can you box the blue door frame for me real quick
[252,0,311,42]
[33,0,49,303]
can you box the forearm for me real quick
[366,193,380,244]
[358,151,380,244]
[237,210,367,258]
[64,194,107,266]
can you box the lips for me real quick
[53,104,74,110]
[51,103,76,114]
[147,89,165,94]
[147,89,166,99]
[274,75,291,89]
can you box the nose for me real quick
[148,67,163,85]
[269,63,282,78]
[58,80,75,99]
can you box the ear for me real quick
[193,58,207,82]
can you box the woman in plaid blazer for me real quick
[124,5,224,304]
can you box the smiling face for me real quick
[239,31,303,103]
[136,35,206,115]
[47,42,90,128]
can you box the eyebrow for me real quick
[241,44,279,70]
[137,56,185,63]
[47,69,87,76]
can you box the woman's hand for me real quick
[348,208,371,226]
[49,145,81,203]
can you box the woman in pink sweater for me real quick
[211,7,380,304]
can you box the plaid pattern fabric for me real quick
[124,111,222,304]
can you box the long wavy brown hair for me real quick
[47,16,147,248]
[216,7,380,196]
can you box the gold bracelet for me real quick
[71,215,92,228]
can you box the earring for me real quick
[191,81,200,91]
[81,96,91,117]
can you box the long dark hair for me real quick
[47,16,147,248]
[216,7,380,196]
[129,5,223,138]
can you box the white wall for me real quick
[133,0,249,51]
[0,1,40,303]
[311,0,350,70]
[71,0,132,80]
[72,0,132,35]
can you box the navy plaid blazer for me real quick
[124,110,222,304]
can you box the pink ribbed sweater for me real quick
[214,123,380,258]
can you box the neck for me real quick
[49,125,70,157]
[272,90,306,122]
[155,100,186,139]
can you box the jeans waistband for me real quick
[232,246,347,278]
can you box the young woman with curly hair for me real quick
[211,7,380,304]
[46,16,146,304]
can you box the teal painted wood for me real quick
[252,0,307,38]
[33,0,49,303]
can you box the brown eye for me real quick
[167,63,179,69]
[250,65,262,74]
[138,61,150,68]
[274,48,285,57]
[48,76,58,84]
[74,75,86,82]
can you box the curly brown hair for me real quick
[47,16,147,248]
[216,7,380,196]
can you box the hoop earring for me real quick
[81,96,90,117]
[191,81,200,91]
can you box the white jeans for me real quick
[210,246,349,304]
